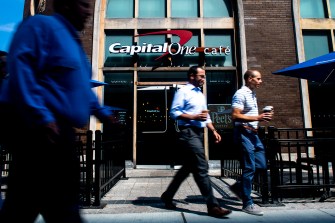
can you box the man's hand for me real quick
[193,110,209,121]
[43,122,60,144]
[259,112,273,122]
[213,131,221,144]
[107,114,120,124]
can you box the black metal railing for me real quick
[266,126,335,202]
[220,126,335,204]
[219,126,269,202]
[0,130,126,207]
[92,130,126,207]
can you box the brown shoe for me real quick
[208,206,232,218]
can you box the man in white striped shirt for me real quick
[231,69,273,216]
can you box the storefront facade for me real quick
[24,0,335,168]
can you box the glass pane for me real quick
[106,0,133,18]
[138,72,186,82]
[138,33,166,67]
[300,0,325,18]
[105,30,134,67]
[330,0,335,18]
[204,0,232,18]
[303,31,330,60]
[171,0,198,18]
[139,0,165,18]
[137,86,167,132]
[207,70,237,104]
[204,30,234,67]
[103,72,133,131]
[171,31,200,67]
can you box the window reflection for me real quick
[139,0,165,18]
[171,0,198,18]
[300,0,325,18]
[106,0,133,18]
[203,0,232,18]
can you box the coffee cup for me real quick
[263,106,274,113]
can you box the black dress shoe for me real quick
[160,192,176,210]
[208,206,232,218]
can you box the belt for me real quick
[240,125,258,133]
[178,125,204,131]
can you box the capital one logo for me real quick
[109,30,231,61]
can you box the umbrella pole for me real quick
[321,69,334,85]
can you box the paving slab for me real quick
[34,168,335,223]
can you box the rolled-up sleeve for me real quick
[170,90,184,120]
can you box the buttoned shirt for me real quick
[170,83,212,128]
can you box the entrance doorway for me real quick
[136,85,184,168]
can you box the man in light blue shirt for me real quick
[161,66,232,218]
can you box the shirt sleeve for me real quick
[232,91,244,110]
[90,90,113,122]
[7,18,56,126]
[170,90,184,120]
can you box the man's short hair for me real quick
[243,69,257,82]
[187,65,202,78]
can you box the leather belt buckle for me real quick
[242,125,258,133]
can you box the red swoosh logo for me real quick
[135,30,193,60]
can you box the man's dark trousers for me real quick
[164,126,220,208]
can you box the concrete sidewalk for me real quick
[36,167,335,223]
[36,209,335,223]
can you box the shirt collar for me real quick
[242,85,256,95]
[186,83,201,91]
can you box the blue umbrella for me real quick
[90,79,108,88]
[273,52,335,83]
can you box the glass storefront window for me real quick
[105,30,134,67]
[103,72,134,125]
[106,0,133,18]
[138,72,186,82]
[302,31,333,128]
[171,0,198,18]
[204,30,234,67]
[171,30,200,67]
[303,30,331,60]
[139,0,165,18]
[330,0,335,18]
[206,70,237,104]
[137,32,166,67]
[203,0,232,18]
[300,0,326,18]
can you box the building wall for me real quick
[242,0,304,128]
[23,0,95,61]
[24,0,305,129]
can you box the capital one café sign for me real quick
[108,30,231,60]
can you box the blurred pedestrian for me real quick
[161,66,232,218]
[0,0,118,222]
[0,51,8,82]
[0,50,8,210]
[231,69,273,216]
